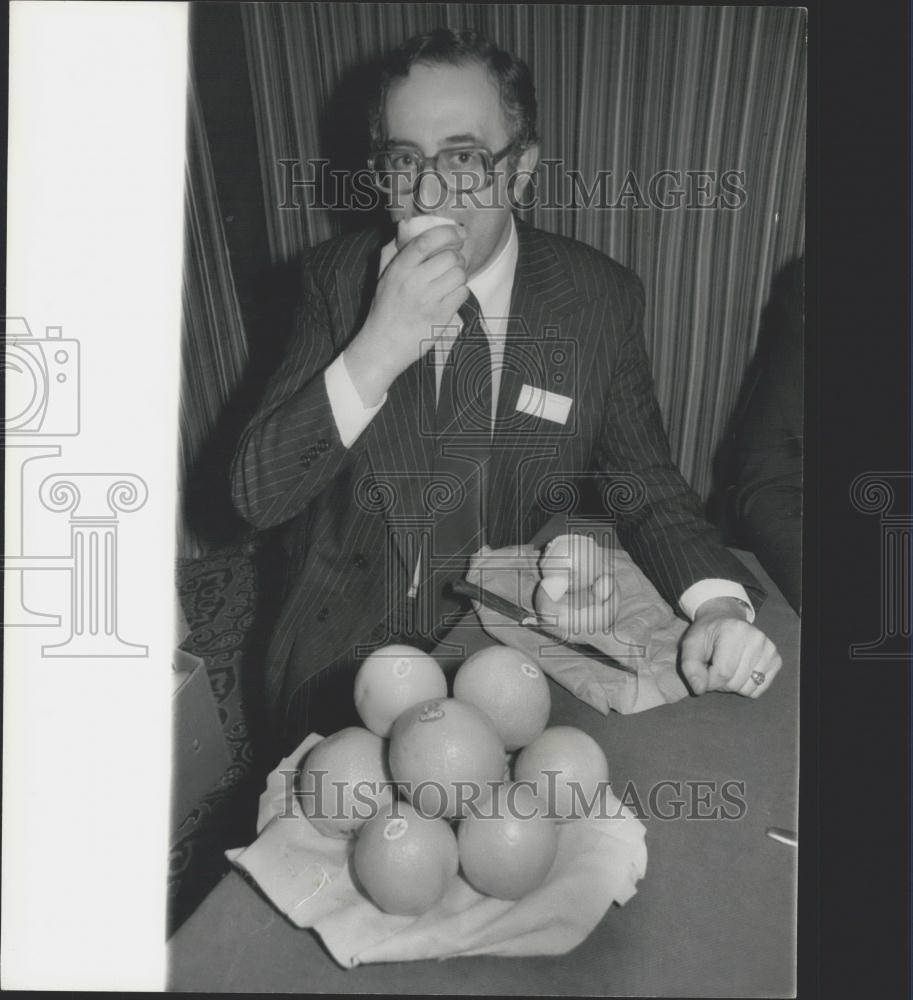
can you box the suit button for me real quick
[316,439,330,452]
[352,553,368,569]
[316,607,330,622]
[300,456,311,468]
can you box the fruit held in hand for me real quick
[514,726,610,820]
[453,646,551,751]
[297,727,394,839]
[396,214,465,247]
[457,784,559,900]
[389,698,505,819]
[538,533,602,601]
[354,644,448,738]
[354,802,459,915]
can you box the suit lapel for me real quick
[332,221,584,559]
[487,220,581,546]
[333,236,435,572]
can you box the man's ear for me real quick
[510,143,539,203]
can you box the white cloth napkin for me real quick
[226,733,648,968]
[465,544,691,715]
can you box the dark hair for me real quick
[367,27,539,152]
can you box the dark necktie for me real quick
[426,292,492,634]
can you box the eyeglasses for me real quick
[368,141,517,193]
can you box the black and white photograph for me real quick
[4,1,909,995]
[168,4,803,993]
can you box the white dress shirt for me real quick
[322,216,754,622]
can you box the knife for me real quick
[451,579,638,676]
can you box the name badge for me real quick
[515,384,573,425]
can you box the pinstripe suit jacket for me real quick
[231,218,764,722]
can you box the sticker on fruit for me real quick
[225,645,649,966]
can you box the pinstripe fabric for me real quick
[230,218,763,738]
[229,3,805,502]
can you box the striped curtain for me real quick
[180,3,805,553]
[179,73,250,557]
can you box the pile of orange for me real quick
[296,642,611,916]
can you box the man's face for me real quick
[381,60,537,277]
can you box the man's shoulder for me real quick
[304,226,386,281]
[516,219,644,302]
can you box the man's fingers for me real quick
[747,648,783,699]
[679,631,711,695]
[681,618,784,700]
[397,223,465,266]
[733,638,782,697]
[428,264,469,300]
[418,248,465,281]
[722,628,768,692]
[704,626,748,691]
[438,284,470,319]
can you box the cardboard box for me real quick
[172,647,231,829]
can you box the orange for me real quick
[354,644,447,738]
[388,698,505,819]
[457,783,559,899]
[453,646,551,751]
[297,727,395,839]
[353,802,459,915]
[513,726,610,820]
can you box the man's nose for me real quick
[413,169,449,215]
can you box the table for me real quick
[167,552,798,996]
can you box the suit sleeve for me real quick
[230,265,364,529]
[594,274,767,613]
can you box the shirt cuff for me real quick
[679,580,756,624]
[324,352,387,448]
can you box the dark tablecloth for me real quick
[167,551,798,996]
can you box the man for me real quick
[231,28,782,754]
[729,258,804,613]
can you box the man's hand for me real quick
[679,597,782,698]
[343,224,469,406]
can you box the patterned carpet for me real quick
[169,542,278,938]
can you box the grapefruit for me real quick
[453,646,551,751]
[457,783,559,899]
[353,802,459,915]
[354,644,447,738]
[513,726,610,820]
[388,698,505,819]
[297,727,395,839]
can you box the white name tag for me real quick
[515,384,573,425]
